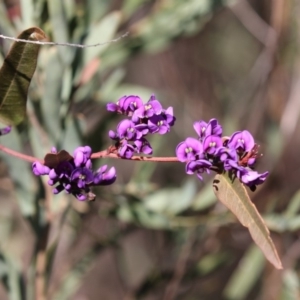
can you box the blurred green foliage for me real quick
[0,0,299,299]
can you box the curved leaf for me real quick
[0,27,46,125]
[83,11,122,65]
[213,172,282,269]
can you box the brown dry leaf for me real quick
[44,150,73,168]
[213,173,282,269]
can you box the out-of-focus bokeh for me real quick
[0,0,299,299]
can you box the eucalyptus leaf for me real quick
[0,27,45,125]
[41,48,64,142]
[83,11,122,65]
[144,180,196,215]
[213,173,282,269]
[224,245,265,299]
[192,179,217,211]
[280,269,300,300]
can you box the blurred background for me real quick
[0,0,299,299]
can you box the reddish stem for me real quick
[0,144,42,163]
[91,150,179,162]
[0,144,179,164]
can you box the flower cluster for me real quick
[32,146,116,201]
[107,95,175,158]
[176,119,268,190]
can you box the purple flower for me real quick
[186,160,212,181]
[237,168,269,189]
[73,146,92,168]
[106,95,143,115]
[148,114,170,134]
[94,165,117,185]
[193,119,222,141]
[176,118,269,189]
[47,161,74,186]
[108,130,119,140]
[206,119,222,137]
[108,94,176,159]
[32,162,50,176]
[147,107,175,134]
[106,102,119,113]
[32,146,117,201]
[148,94,157,102]
[176,138,203,162]
[164,107,176,126]
[215,146,239,171]
[134,138,153,155]
[0,126,11,136]
[135,123,149,137]
[228,130,255,153]
[51,147,57,154]
[132,100,163,121]
[74,192,90,201]
[193,120,207,140]
[203,135,222,155]
[117,119,138,140]
[118,141,135,159]
[123,95,143,113]
[71,167,94,189]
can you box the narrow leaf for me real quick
[213,173,282,269]
[0,27,46,125]
[224,245,265,299]
[83,11,122,65]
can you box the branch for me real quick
[0,32,129,48]
[91,150,179,162]
[0,144,42,163]
[0,144,179,164]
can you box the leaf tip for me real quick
[19,27,47,41]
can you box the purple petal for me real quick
[117,119,136,140]
[193,120,207,138]
[106,103,119,112]
[0,126,11,135]
[134,138,153,155]
[118,141,135,159]
[203,135,223,154]
[206,119,222,137]
[228,130,255,153]
[53,184,64,194]
[123,95,143,112]
[185,160,212,180]
[32,162,50,176]
[51,147,57,153]
[94,166,117,185]
[109,130,118,140]
[176,137,202,162]
[239,170,269,186]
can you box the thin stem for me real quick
[91,150,179,162]
[0,32,129,48]
[0,143,42,163]
[0,144,179,163]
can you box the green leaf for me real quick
[280,269,300,300]
[191,179,217,211]
[47,0,73,65]
[213,172,282,269]
[144,180,196,215]
[224,245,265,299]
[0,27,45,125]
[83,11,122,65]
[41,48,64,142]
